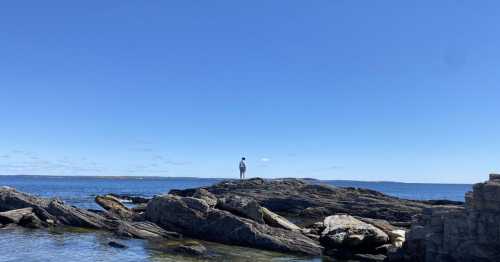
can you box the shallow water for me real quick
[0,176,472,262]
[0,226,319,262]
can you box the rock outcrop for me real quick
[95,195,135,220]
[145,194,323,256]
[2,177,474,260]
[262,207,302,231]
[0,187,180,240]
[397,174,500,262]
[320,214,390,259]
[0,207,35,224]
[217,195,264,223]
[170,178,440,226]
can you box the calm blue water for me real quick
[325,180,471,202]
[0,176,472,262]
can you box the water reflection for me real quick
[0,226,322,262]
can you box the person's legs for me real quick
[240,170,243,179]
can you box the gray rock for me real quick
[18,212,45,228]
[145,194,323,256]
[46,199,110,229]
[0,187,50,211]
[399,174,500,262]
[217,195,264,223]
[0,207,34,224]
[0,187,179,241]
[170,178,445,226]
[95,195,134,220]
[321,215,389,249]
[192,188,218,208]
[111,220,181,240]
[262,207,301,231]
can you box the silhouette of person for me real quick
[239,157,246,179]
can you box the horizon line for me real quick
[0,174,473,185]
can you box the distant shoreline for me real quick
[0,174,472,185]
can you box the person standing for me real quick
[239,157,246,179]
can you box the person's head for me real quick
[242,157,246,160]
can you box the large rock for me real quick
[321,215,389,250]
[95,195,134,220]
[0,207,34,224]
[46,199,110,229]
[0,186,50,211]
[356,216,406,247]
[110,220,182,240]
[262,207,301,231]
[18,212,45,228]
[192,189,218,208]
[145,194,323,256]
[217,195,264,223]
[398,174,500,262]
[170,178,444,226]
[0,187,178,241]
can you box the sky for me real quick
[0,1,499,183]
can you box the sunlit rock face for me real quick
[145,194,323,256]
[399,174,500,262]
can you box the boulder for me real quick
[46,199,110,229]
[192,188,218,208]
[356,216,406,247]
[0,187,49,211]
[261,207,301,231]
[0,207,34,224]
[145,194,323,256]
[217,195,264,223]
[321,215,389,249]
[18,213,45,228]
[95,195,134,220]
[388,229,405,248]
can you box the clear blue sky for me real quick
[0,1,499,183]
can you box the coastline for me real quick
[0,174,473,185]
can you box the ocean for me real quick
[0,176,472,262]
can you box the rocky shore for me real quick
[390,174,500,262]
[1,176,495,261]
